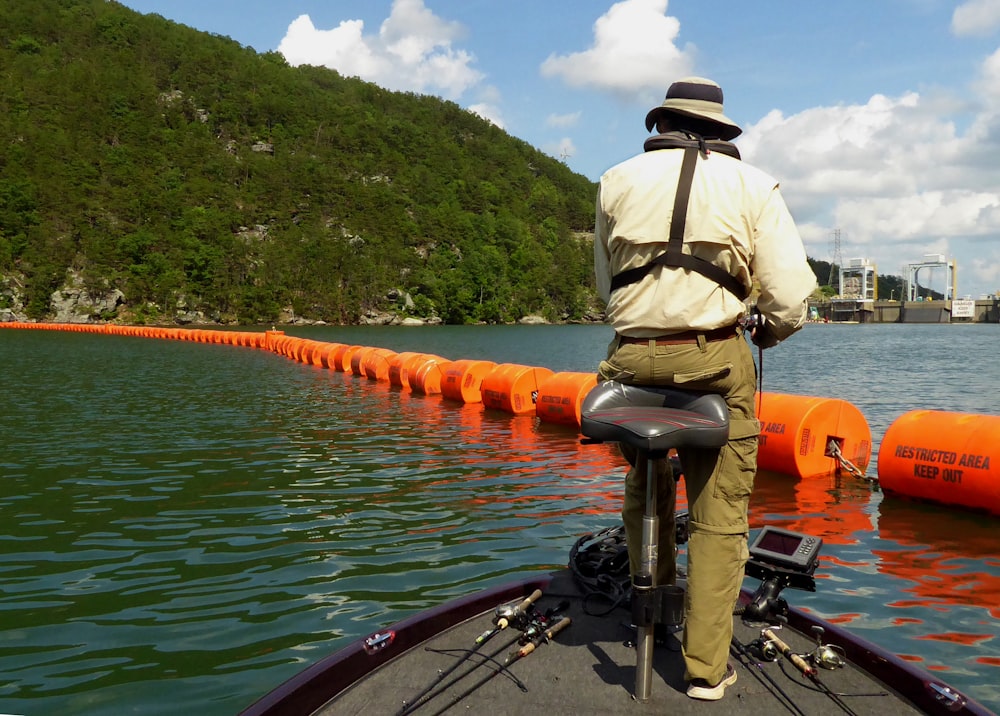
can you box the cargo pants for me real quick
[597,331,760,687]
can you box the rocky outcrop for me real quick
[1,274,25,323]
[50,273,124,323]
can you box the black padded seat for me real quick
[580,381,730,455]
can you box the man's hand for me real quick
[750,318,779,349]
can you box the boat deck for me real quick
[321,569,924,716]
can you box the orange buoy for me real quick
[756,391,871,479]
[264,329,285,351]
[314,343,342,368]
[441,359,497,403]
[409,355,451,395]
[535,371,597,427]
[307,340,331,366]
[362,348,397,381]
[877,410,1000,516]
[296,340,316,363]
[387,352,423,388]
[332,345,363,372]
[481,363,554,415]
[327,344,353,371]
[283,337,304,360]
[350,346,377,375]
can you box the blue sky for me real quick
[118,0,1000,298]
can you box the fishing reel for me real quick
[515,600,571,645]
[808,626,846,670]
[748,625,845,670]
[738,308,762,331]
[491,599,536,632]
[748,636,780,662]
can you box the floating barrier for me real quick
[535,371,597,427]
[264,330,285,351]
[332,345,363,372]
[409,355,452,395]
[441,359,496,403]
[387,352,423,389]
[481,363,554,415]
[350,346,377,375]
[362,348,397,381]
[297,339,320,364]
[20,322,1000,520]
[315,342,342,368]
[877,410,1000,516]
[756,391,871,479]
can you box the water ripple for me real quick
[1,326,999,715]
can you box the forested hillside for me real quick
[0,0,597,324]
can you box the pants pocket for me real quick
[671,361,733,385]
[598,359,636,383]
[714,436,757,501]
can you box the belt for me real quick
[618,324,739,346]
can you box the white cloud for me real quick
[738,56,1000,296]
[546,112,582,129]
[468,103,505,128]
[952,0,1000,37]
[539,0,694,101]
[277,0,483,100]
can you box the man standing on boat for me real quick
[593,77,817,700]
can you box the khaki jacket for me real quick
[594,145,817,341]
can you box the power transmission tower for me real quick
[828,228,843,288]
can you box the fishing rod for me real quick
[427,616,572,716]
[730,636,806,716]
[762,628,860,716]
[397,590,544,716]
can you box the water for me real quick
[1,323,998,715]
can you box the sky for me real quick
[117,0,1000,299]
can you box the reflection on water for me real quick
[1,325,999,715]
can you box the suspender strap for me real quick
[609,147,750,300]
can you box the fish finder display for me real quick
[749,526,822,573]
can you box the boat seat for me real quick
[580,381,730,455]
[579,380,731,702]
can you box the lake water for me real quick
[1,323,998,715]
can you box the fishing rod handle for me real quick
[763,628,815,676]
[515,617,572,659]
[517,589,543,614]
[544,616,572,640]
[497,589,544,629]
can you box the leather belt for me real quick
[618,324,739,346]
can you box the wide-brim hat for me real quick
[644,76,742,140]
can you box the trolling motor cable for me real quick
[568,526,631,616]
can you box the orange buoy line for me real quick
[8,321,996,516]
[756,391,872,479]
[441,359,496,404]
[878,410,1000,517]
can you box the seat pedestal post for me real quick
[634,452,659,703]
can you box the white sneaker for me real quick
[686,664,737,701]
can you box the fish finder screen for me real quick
[749,526,822,572]
[757,530,802,555]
